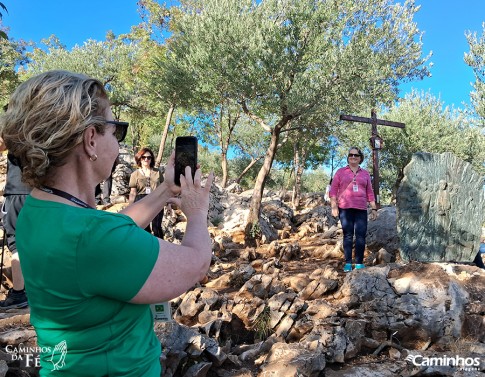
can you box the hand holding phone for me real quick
[174,136,198,186]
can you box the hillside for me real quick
[0,187,483,376]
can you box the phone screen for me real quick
[174,136,198,186]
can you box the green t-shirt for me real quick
[17,196,161,376]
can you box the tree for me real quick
[229,119,269,185]
[275,123,332,208]
[198,102,241,187]
[0,36,28,106]
[21,35,146,148]
[465,22,485,121]
[168,0,430,243]
[133,0,199,165]
[0,2,7,39]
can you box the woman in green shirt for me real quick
[0,70,213,376]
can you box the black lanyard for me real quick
[140,168,151,188]
[39,186,94,209]
[351,167,360,182]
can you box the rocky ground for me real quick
[0,185,483,376]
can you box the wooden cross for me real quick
[339,109,405,206]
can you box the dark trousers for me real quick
[102,177,112,203]
[2,195,28,253]
[95,177,113,205]
[151,210,164,239]
[135,195,164,239]
[339,208,368,264]
[474,252,485,269]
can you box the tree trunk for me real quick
[391,167,405,203]
[244,129,280,245]
[291,142,300,209]
[221,151,229,187]
[235,155,264,184]
[155,103,175,168]
[292,145,307,210]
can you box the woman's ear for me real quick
[82,125,98,159]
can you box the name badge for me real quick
[145,187,151,194]
[353,184,358,192]
[150,302,172,322]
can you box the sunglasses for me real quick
[105,120,129,142]
[348,153,361,158]
[141,155,152,160]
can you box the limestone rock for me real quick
[0,361,7,377]
[259,342,326,377]
[366,206,399,252]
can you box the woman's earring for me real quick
[89,154,98,161]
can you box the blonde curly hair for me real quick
[0,70,109,188]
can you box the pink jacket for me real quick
[329,166,375,210]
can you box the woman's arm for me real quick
[122,182,174,228]
[329,169,342,217]
[130,168,214,304]
[128,187,137,204]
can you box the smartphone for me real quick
[174,136,198,186]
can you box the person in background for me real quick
[95,178,113,206]
[330,147,377,272]
[0,70,213,376]
[473,240,485,269]
[324,178,332,204]
[95,156,118,206]
[129,147,164,238]
[0,138,31,309]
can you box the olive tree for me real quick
[465,22,485,121]
[20,35,146,148]
[166,0,430,242]
[379,90,485,202]
[0,2,7,39]
[0,36,28,107]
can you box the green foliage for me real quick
[301,169,331,193]
[249,222,261,239]
[263,167,292,191]
[167,0,431,223]
[20,35,165,150]
[0,2,7,39]
[197,147,222,179]
[0,36,28,106]
[211,214,224,227]
[379,90,485,199]
[228,271,246,289]
[5,0,483,207]
[465,23,485,121]
[228,156,262,189]
[251,305,272,341]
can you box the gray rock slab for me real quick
[397,152,485,262]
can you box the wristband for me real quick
[372,209,377,211]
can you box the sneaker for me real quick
[355,264,365,270]
[343,263,352,272]
[0,289,28,309]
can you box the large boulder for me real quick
[396,152,485,262]
[366,206,399,253]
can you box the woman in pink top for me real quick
[329,147,378,272]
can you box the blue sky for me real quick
[2,0,485,110]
